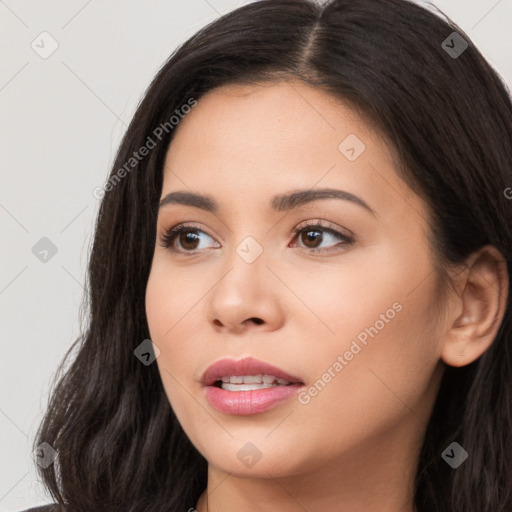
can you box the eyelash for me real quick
[159,220,354,255]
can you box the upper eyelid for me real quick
[160,219,349,238]
[293,219,350,233]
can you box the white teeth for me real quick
[222,382,276,391]
[243,374,263,384]
[217,374,291,386]
[218,374,293,391]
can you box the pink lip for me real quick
[202,357,305,416]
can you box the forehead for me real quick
[161,80,426,224]
[167,80,379,162]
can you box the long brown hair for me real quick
[34,1,512,510]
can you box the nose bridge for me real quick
[234,233,266,266]
[217,231,269,300]
[204,229,284,331]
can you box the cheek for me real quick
[290,250,440,415]
[145,259,202,341]
[296,278,440,438]
[145,263,204,402]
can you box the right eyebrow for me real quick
[159,191,218,212]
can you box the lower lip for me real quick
[204,383,303,415]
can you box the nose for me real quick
[204,248,285,335]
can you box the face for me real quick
[145,79,447,479]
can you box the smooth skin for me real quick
[145,79,508,512]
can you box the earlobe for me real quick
[440,245,509,368]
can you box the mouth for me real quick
[213,373,292,391]
[201,356,305,415]
[201,356,304,389]
[211,374,299,391]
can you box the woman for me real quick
[25,0,512,511]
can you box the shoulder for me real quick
[18,505,61,512]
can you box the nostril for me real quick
[249,318,264,325]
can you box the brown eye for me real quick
[299,229,324,249]
[291,221,354,253]
[177,229,201,250]
[159,224,220,253]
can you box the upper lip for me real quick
[201,357,304,386]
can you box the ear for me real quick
[440,245,509,368]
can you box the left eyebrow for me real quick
[159,187,377,217]
[271,188,376,216]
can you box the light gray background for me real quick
[1,1,511,510]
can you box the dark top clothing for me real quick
[19,506,60,512]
